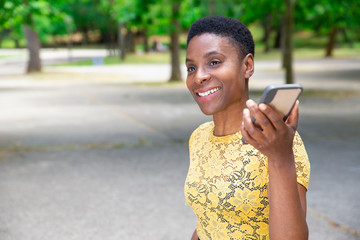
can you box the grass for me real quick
[254,45,360,60]
[57,51,175,66]
[0,55,12,59]
[301,89,360,99]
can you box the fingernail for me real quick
[259,103,266,111]
[247,100,255,107]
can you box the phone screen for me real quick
[257,84,303,121]
[266,88,302,119]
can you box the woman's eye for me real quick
[209,60,220,66]
[187,66,196,72]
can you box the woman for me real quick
[184,16,310,240]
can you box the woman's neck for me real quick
[213,100,247,136]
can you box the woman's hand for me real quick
[241,99,299,161]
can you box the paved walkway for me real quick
[0,49,359,240]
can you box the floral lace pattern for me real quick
[184,121,310,240]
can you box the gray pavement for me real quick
[0,49,360,240]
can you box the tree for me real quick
[283,0,295,84]
[97,0,137,60]
[146,0,183,82]
[237,0,283,53]
[0,1,23,48]
[23,24,42,72]
[129,0,156,53]
[22,1,45,73]
[169,0,182,82]
[61,0,101,46]
[1,0,69,73]
[296,0,360,57]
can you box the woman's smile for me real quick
[195,86,221,101]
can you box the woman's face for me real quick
[185,33,250,116]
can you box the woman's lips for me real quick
[195,87,221,102]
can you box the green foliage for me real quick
[180,0,202,28]
[61,0,101,32]
[56,51,183,66]
[0,0,74,46]
[296,0,360,32]
[1,0,359,49]
[240,0,283,24]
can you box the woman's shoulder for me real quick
[191,121,214,135]
[189,121,214,144]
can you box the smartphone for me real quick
[255,84,303,122]
[242,84,303,144]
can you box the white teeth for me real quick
[198,87,220,97]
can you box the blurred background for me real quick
[0,0,359,240]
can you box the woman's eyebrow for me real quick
[204,51,224,58]
[185,51,224,63]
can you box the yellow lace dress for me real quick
[184,121,310,240]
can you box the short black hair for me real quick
[187,16,255,58]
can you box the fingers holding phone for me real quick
[242,100,285,148]
[241,84,302,157]
[285,100,299,131]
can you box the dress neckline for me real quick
[208,122,243,143]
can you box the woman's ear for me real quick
[243,53,254,79]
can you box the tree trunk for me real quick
[263,13,273,53]
[118,22,125,60]
[325,27,338,57]
[169,1,182,82]
[14,38,20,48]
[82,28,89,45]
[126,29,135,53]
[341,28,353,48]
[23,25,41,73]
[283,0,294,84]
[143,29,149,53]
[108,21,117,56]
[66,33,73,62]
[273,24,281,49]
[65,17,73,62]
[280,16,286,68]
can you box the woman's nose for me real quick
[195,68,210,85]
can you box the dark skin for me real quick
[186,33,308,240]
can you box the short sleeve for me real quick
[293,132,311,190]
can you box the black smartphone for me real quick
[256,84,303,121]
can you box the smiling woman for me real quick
[183,16,310,240]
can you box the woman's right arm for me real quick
[191,229,198,240]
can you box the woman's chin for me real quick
[199,106,218,116]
